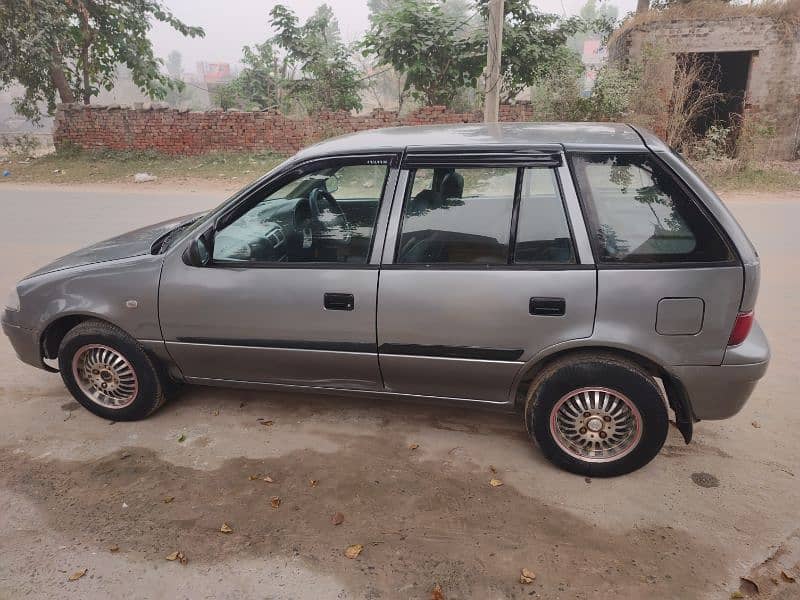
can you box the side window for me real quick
[572,153,732,264]
[397,167,516,264]
[213,162,389,264]
[515,168,575,264]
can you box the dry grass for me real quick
[692,158,800,192]
[0,149,286,186]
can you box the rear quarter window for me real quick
[571,153,734,264]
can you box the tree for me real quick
[361,0,484,107]
[231,4,362,113]
[230,41,283,110]
[0,0,203,122]
[362,0,600,108]
[165,50,183,80]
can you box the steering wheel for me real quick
[307,188,350,246]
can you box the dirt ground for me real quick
[0,184,798,600]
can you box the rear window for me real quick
[571,153,733,264]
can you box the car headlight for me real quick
[5,286,20,311]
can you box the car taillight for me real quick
[728,311,754,346]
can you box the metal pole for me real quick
[483,0,504,123]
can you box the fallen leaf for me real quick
[212,409,220,416]
[740,577,759,594]
[331,512,345,526]
[248,475,259,481]
[520,568,536,584]
[730,592,744,599]
[489,478,504,487]
[119,452,131,460]
[68,568,87,581]
[270,496,281,509]
[177,433,186,443]
[344,544,364,559]
[309,479,319,487]
[263,476,274,483]
[165,551,187,565]
[220,522,233,534]
[258,419,274,426]
[430,582,445,600]
[782,570,797,583]
[109,544,119,553]
[489,465,497,474]
[163,496,175,503]
[409,443,419,450]
[751,421,761,428]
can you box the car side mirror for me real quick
[325,174,339,194]
[183,234,211,267]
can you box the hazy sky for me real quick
[150,0,637,69]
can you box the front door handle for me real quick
[324,292,354,311]
[530,297,565,316]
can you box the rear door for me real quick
[376,150,597,403]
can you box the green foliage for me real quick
[226,4,362,114]
[360,0,485,107]
[0,0,203,122]
[362,0,602,108]
[529,56,641,122]
[475,0,607,103]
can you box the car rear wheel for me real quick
[58,319,167,421]
[524,353,668,477]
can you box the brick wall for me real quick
[53,103,537,156]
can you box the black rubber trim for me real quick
[380,263,595,271]
[379,343,524,361]
[209,261,379,270]
[404,147,562,168]
[175,338,376,353]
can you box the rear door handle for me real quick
[530,297,565,316]
[324,292,354,311]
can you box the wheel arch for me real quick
[511,343,694,443]
[40,313,133,366]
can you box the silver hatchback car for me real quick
[2,123,769,476]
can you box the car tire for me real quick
[58,319,167,421]
[524,353,668,477]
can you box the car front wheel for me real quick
[58,319,167,421]
[525,353,669,477]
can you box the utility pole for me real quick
[483,0,504,123]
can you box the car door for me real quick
[159,154,399,391]
[376,150,597,403]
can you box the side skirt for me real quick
[184,376,516,411]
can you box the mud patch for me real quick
[0,438,725,599]
[691,472,720,488]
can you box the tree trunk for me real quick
[81,43,91,104]
[49,49,76,104]
[636,0,649,13]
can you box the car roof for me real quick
[294,122,653,160]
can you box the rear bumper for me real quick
[1,317,43,369]
[672,321,770,420]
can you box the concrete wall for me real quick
[611,15,800,160]
[53,103,537,156]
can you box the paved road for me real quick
[0,184,798,599]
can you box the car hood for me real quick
[25,212,205,279]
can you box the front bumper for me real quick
[1,316,42,369]
[671,321,770,420]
